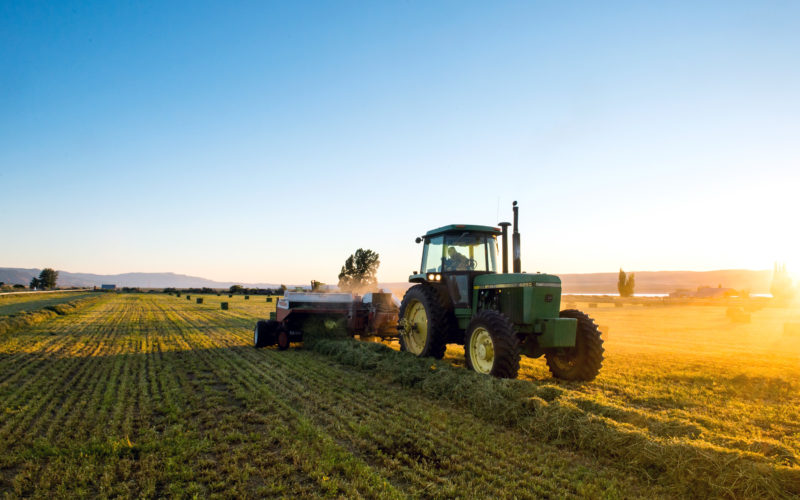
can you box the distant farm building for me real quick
[101,284,116,290]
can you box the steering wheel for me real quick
[467,259,477,270]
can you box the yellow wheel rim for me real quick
[469,327,494,374]
[403,299,428,355]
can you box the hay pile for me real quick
[310,339,800,498]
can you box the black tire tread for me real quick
[545,309,604,381]
[465,310,520,378]
[254,320,268,348]
[398,284,452,359]
[254,319,280,348]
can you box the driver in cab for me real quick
[445,247,470,271]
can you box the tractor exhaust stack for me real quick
[498,222,511,274]
[512,201,521,273]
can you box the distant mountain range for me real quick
[0,267,774,293]
[0,268,281,289]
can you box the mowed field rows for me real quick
[0,291,97,317]
[1,293,798,498]
[0,294,656,498]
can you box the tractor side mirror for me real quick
[415,237,422,243]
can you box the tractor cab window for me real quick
[422,236,445,273]
[443,233,497,272]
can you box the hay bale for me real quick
[614,302,623,308]
[221,302,229,310]
[784,322,800,337]
[589,303,598,308]
[176,292,181,297]
[228,294,233,298]
[244,295,250,300]
[726,307,751,323]
[186,295,191,300]
[266,297,272,303]
[196,298,203,304]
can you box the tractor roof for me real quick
[424,224,502,238]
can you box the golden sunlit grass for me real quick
[516,297,800,465]
[548,297,800,470]
[0,291,97,317]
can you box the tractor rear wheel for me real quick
[464,311,520,378]
[398,285,450,359]
[254,320,280,348]
[545,309,604,381]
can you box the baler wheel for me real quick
[398,285,450,359]
[277,327,290,351]
[254,320,279,348]
[545,309,604,381]
[464,311,520,378]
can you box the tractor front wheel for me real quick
[464,311,520,378]
[544,309,604,381]
[398,285,450,359]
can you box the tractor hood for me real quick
[473,273,561,289]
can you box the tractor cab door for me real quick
[443,272,477,308]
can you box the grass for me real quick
[0,294,104,336]
[0,292,97,317]
[0,293,797,498]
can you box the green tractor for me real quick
[398,201,604,380]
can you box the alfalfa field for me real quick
[0,292,798,498]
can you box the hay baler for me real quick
[253,291,398,350]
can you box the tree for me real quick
[37,268,58,289]
[229,285,244,294]
[30,277,40,290]
[310,280,325,292]
[617,268,635,297]
[338,248,380,293]
[770,263,795,300]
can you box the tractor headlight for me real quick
[427,273,442,281]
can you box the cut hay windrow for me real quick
[0,295,106,336]
[310,338,800,498]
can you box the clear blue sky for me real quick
[2,1,798,284]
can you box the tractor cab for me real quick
[410,224,501,308]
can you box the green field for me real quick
[0,293,798,498]
[0,292,96,316]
